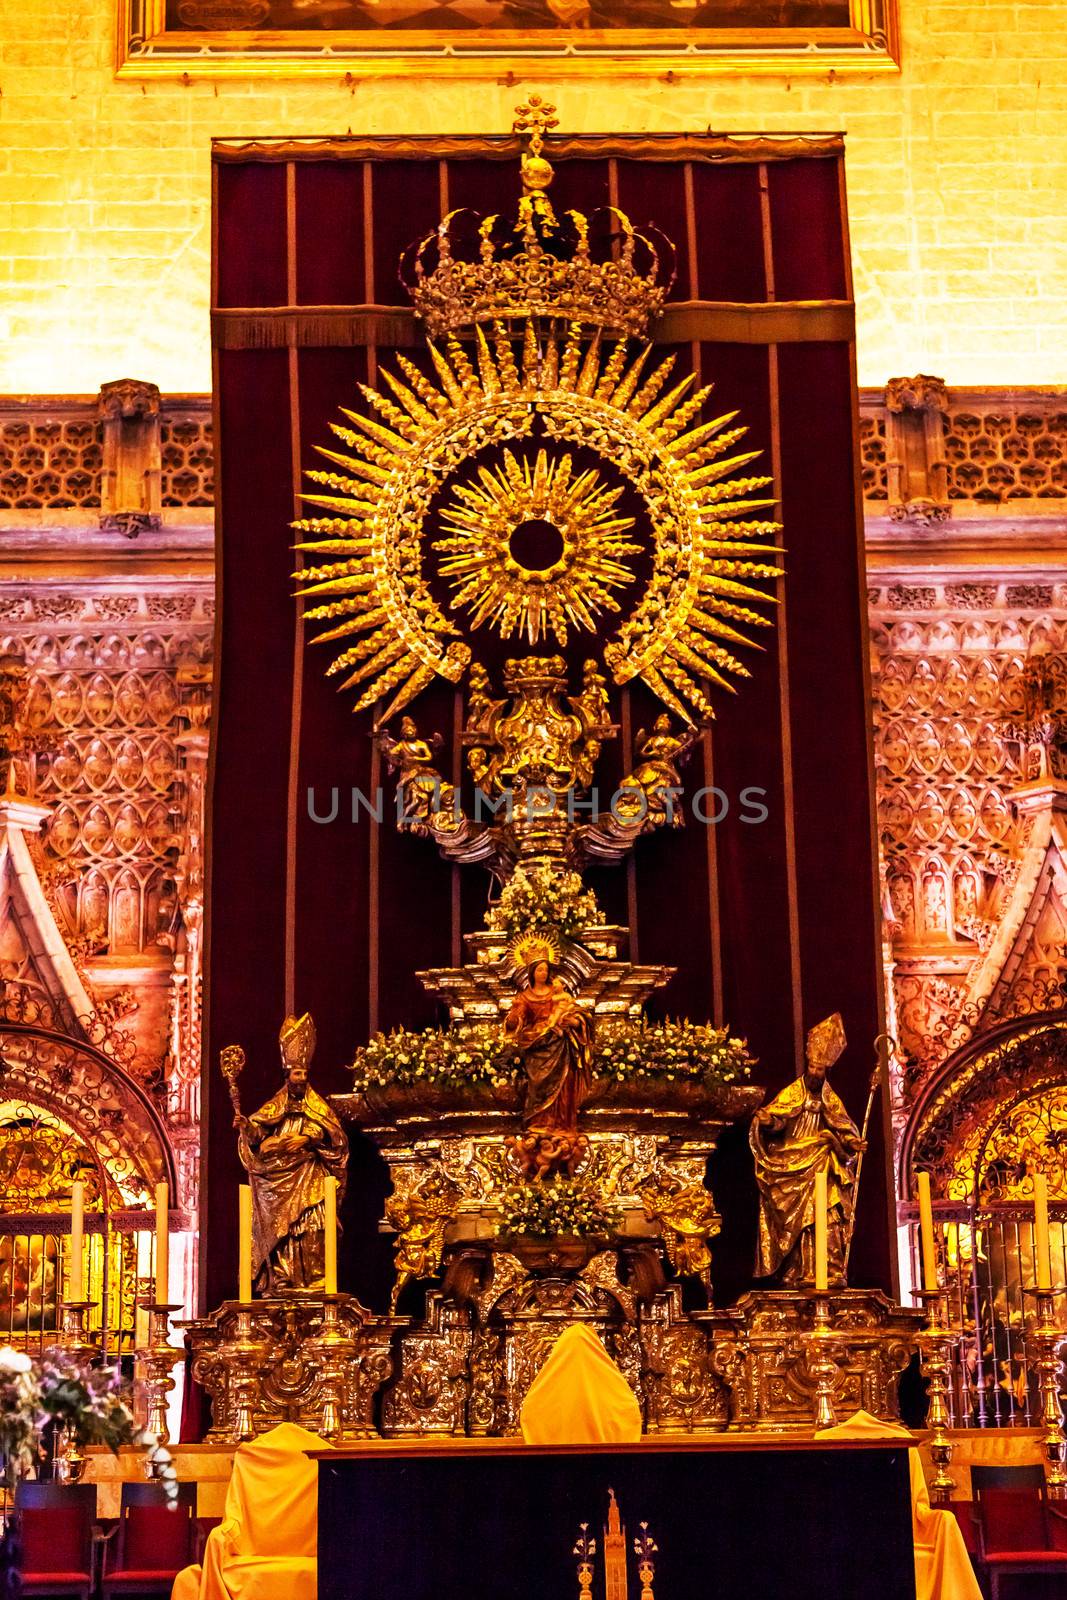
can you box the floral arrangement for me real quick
[595,1018,754,1088]
[351,1023,520,1095]
[351,1016,752,1095]
[0,1348,39,1485]
[0,1345,176,1492]
[487,864,600,941]
[497,1175,619,1240]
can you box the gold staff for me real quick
[842,1033,893,1278]
[220,1043,246,1126]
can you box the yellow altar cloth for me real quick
[519,1324,643,1445]
[171,1423,330,1600]
[817,1411,981,1600]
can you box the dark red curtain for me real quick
[206,133,888,1316]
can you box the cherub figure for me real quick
[639,1169,719,1282]
[386,1169,462,1309]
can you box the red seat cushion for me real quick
[987,1551,1067,1565]
[106,1571,182,1583]
[21,1572,92,1585]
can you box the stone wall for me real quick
[1,0,1065,393]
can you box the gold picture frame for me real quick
[117,0,899,79]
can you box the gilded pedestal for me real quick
[182,1295,400,1441]
[703,1289,923,1431]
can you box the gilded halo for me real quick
[293,322,783,728]
[434,448,640,648]
[507,927,565,972]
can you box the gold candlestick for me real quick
[804,1293,841,1429]
[58,1299,96,1362]
[913,1287,955,1506]
[1024,1285,1067,1500]
[308,1296,358,1440]
[219,1307,267,1442]
[137,1301,183,1447]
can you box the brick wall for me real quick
[0,0,1064,394]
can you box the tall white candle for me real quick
[239,1185,253,1302]
[917,1171,939,1293]
[154,1181,170,1303]
[1034,1172,1053,1292]
[814,1168,828,1293]
[324,1176,338,1295]
[69,1180,84,1302]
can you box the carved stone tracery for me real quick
[873,600,1067,1098]
[0,526,212,1337]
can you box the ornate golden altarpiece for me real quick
[184,102,926,1444]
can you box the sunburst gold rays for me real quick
[291,320,782,728]
[433,449,641,647]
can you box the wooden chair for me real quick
[973,1464,1067,1599]
[13,1481,97,1600]
[100,1480,198,1599]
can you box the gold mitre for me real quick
[508,927,563,972]
[279,1011,316,1070]
[806,1012,846,1070]
[400,96,672,340]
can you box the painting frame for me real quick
[117,0,899,79]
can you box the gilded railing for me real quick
[0,1210,159,1357]
[905,1201,1067,1429]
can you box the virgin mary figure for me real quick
[504,948,594,1178]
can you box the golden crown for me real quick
[400,97,674,340]
[507,927,564,972]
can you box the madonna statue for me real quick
[504,954,594,1179]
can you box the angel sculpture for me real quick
[378,717,447,833]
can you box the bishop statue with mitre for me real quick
[236,1013,349,1295]
[749,1013,866,1287]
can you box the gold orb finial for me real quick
[513,96,558,197]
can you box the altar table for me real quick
[312,1435,915,1600]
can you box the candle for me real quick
[154,1181,170,1304]
[917,1171,939,1293]
[324,1176,338,1295]
[1034,1172,1053,1291]
[239,1185,253,1302]
[814,1168,828,1293]
[69,1180,84,1302]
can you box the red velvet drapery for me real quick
[206,133,888,1316]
